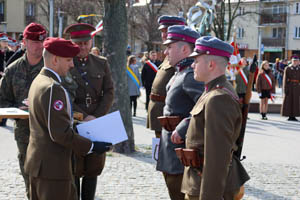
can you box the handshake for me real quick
[92,141,113,154]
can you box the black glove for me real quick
[92,142,112,154]
[250,54,258,73]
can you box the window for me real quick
[272,28,277,38]
[26,2,35,17]
[273,27,285,38]
[295,2,300,14]
[295,27,300,38]
[272,5,279,14]
[0,1,4,15]
[237,27,244,38]
[238,7,245,15]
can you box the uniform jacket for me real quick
[156,58,204,174]
[181,75,249,198]
[281,65,300,117]
[0,53,43,142]
[25,68,92,180]
[256,70,276,94]
[127,64,141,96]
[147,57,175,131]
[62,53,114,177]
[235,66,249,95]
[65,54,114,119]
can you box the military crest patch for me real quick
[53,100,64,111]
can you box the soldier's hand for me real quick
[92,142,112,154]
[171,131,184,144]
[84,115,96,121]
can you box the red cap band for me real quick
[195,45,232,58]
[167,33,197,44]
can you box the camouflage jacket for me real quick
[0,54,43,142]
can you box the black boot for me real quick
[263,113,268,120]
[74,176,80,198]
[261,113,264,120]
[288,117,298,121]
[81,176,97,200]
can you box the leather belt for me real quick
[75,97,99,105]
[150,93,166,102]
[288,79,300,83]
[157,116,182,132]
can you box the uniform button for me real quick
[98,75,101,78]
[82,63,85,66]
[85,82,89,86]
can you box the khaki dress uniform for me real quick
[181,75,250,200]
[281,65,300,117]
[0,53,43,196]
[25,68,92,200]
[147,57,175,137]
[64,53,114,177]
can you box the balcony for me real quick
[260,13,286,24]
[262,38,285,47]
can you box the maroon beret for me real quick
[23,23,47,41]
[64,23,95,42]
[43,37,80,58]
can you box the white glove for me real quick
[258,93,262,97]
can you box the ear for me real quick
[52,55,58,67]
[208,60,215,71]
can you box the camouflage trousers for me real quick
[16,141,29,199]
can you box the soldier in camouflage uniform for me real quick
[0,23,47,199]
[147,15,186,138]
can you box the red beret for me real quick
[43,37,80,58]
[23,23,47,41]
[64,23,95,42]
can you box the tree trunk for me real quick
[103,0,135,153]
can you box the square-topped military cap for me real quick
[0,33,9,42]
[158,15,186,30]
[189,36,233,59]
[64,23,95,42]
[163,25,200,45]
[291,54,299,61]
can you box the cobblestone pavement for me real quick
[1,90,300,199]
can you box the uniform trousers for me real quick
[29,176,77,200]
[17,141,29,199]
[163,172,185,200]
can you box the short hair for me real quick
[176,41,194,53]
[204,55,228,70]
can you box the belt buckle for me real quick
[86,96,92,106]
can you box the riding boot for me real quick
[81,176,98,200]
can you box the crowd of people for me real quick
[0,13,299,200]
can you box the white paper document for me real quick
[152,138,160,161]
[76,111,128,145]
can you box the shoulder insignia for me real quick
[53,100,64,111]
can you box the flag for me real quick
[91,20,103,37]
[77,14,100,21]
[229,37,242,66]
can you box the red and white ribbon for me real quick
[146,60,158,73]
[262,73,272,88]
[91,20,103,37]
[239,69,248,86]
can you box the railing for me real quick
[259,6,287,24]
[262,38,285,47]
